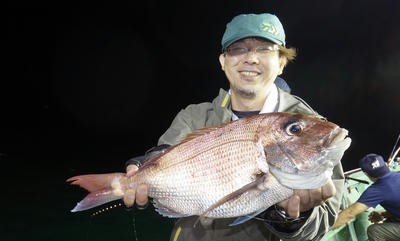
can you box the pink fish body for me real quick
[68,112,351,221]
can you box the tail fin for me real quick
[67,173,125,212]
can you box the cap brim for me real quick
[222,33,284,52]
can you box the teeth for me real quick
[240,71,258,76]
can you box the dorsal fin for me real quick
[193,174,267,227]
[139,146,174,171]
[180,122,232,144]
[184,113,266,144]
[140,121,234,171]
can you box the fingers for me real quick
[126,164,139,177]
[296,189,320,212]
[368,211,377,218]
[286,195,300,218]
[123,189,136,207]
[277,199,289,210]
[122,184,149,208]
[368,212,384,223]
[277,195,300,219]
[306,180,334,206]
[300,180,336,211]
[124,164,149,209]
[135,184,149,206]
[321,180,335,200]
[309,188,324,207]
[278,180,336,218]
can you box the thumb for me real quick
[126,165,139,177]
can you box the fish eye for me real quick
[286,123,303,136]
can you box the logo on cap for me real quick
[371,160,381,169]
[262,22,279,36]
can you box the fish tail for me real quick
[67,173,126,212]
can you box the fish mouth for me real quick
[317,127,352,170]
[326,127,352,151]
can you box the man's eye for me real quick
[231,47,247,53]
[227,46,249,56]
[256,46,270,53]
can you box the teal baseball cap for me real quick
[221,13,286,52]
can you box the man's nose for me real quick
[243,50,260,64]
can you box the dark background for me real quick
[4,0,400,240]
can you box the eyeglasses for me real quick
[226,45,279,57]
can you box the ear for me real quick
[219,54,226,71]
[277,58,286,75]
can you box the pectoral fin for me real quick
[229,209,266,226]
[193,174,267,227]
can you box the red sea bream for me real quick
[67,112,351,223]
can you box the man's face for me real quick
[219,37,284,99]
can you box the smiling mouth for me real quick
[239,71,259,77]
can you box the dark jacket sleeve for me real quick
[125,144,171,168]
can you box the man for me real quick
[330,154,400,241]
[124,13,344,240]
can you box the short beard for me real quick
[231,85,256,99]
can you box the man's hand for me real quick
[123,164,149,208]
[369,211,385,223]
[278,180,336,218]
